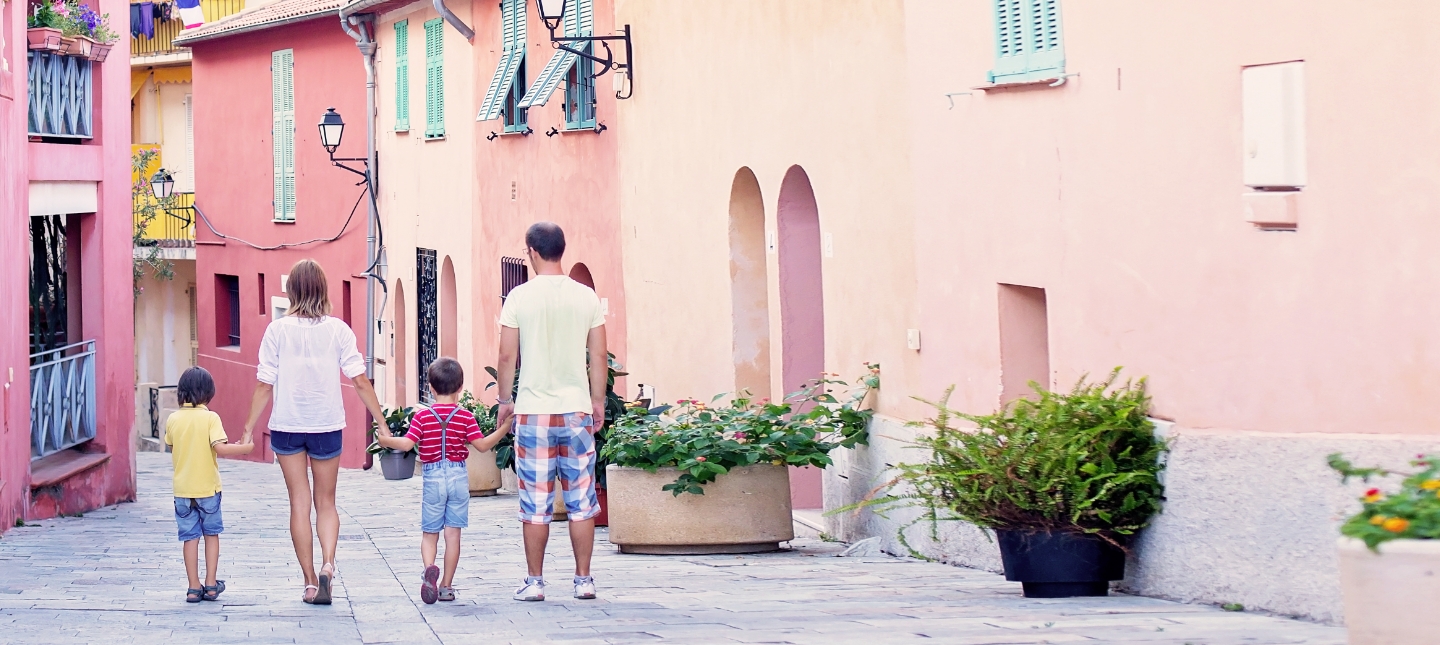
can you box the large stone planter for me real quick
[606,464,794,554]
[1338,537,1440,644]
[465,445,501,497]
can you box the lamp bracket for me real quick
[547,24,633,99]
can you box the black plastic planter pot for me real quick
[996,529,1126,598]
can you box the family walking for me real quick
[162,222,607,605]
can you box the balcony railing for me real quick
[27,52,92,139]
[30,340,97,460]
[131,0,248,59]
[135,192,197,246]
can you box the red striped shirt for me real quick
[404,404,483,463]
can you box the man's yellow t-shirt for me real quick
[498,275,606,415]
[164,404,229,498]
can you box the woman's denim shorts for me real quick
[270,429,343,460]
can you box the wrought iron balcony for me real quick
[131,0,248,59]
[27,52,92,139]
[30,340,97,460]
[135,192,197,246]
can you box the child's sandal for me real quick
[201,580,226,601]
[186,588,203,603]
[437,586,455,602]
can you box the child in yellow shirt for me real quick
[165,367,253,603]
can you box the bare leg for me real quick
[310,455,341,573]
[421,532,439,569]
[203,535,220,587]
[522,522,550,578]
[441,527,461,587]
[183,539,201,590]
[568,518,595,578]
[277,452,317,587]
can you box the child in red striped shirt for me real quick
[374,357,506,603]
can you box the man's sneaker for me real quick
[420,565,440,605]
[513,577,545,602]
[574,576,596,600]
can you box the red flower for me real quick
[695,456,707,462]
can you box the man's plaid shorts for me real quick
[515,412,601,524]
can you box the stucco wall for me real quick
[190,20,371,468]
[0,0,29,531]
[135,260,196,390]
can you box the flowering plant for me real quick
[1329,453,1440,550]
[29,1,116,43]
[602,364,879,496]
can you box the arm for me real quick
[242,382,273,435]
[496,325,520,432]
[373,431,417,453]
[351,374,388,444]
[470,425,509,452]
[213,436,255,457]
[587,324,608,426]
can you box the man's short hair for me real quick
[427,357,465,396]
[525,222,566,261]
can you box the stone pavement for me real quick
[0,453,1347,644]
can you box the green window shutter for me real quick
[280,50,296,220]
[272,51,284,220]
[517,0,588,108]
[424,18,444,137]
[477,0,526,122]
[395,20,409,131]
[989,0,1064,84]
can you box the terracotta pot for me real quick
[1338,537,1440,644]
[26,27,64,52]
[605,464,794,554]
[594,487,608,527]
[465,445,502,497]
[57,36,90,57]
[87,42,113,63]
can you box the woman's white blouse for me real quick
[257,315,366,433]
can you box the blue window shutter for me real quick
[988,0,1064,84]
[424,18,444,137]
[395,20,409,131]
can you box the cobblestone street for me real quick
[0,453,1346,644]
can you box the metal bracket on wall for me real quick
[944,92,973,109]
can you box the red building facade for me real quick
[180,2,373,467]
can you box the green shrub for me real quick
[1329,453,1440,550]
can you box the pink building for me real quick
[177,2,373,467]
[1,0,137,529]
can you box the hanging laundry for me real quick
[137,2,156,39]
[130,3,144,38]
[175,0,205,29]
[159,1,173,22]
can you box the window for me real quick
[564,44,596,130]
[997,284,1049,404]
[504,57,528,132]
[216,274,240,347]
[517,0,593,119]
[394,19,410,131]
[183,94,195,193]
[477,0,527,123]
[342,280,352,325]
[423,18,444,138]
[500,256,528,301]
[271,49,296,221]
[257,273,266,315]
[988,0,1064,84]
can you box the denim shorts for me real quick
[175,493,223,542]
[270,429,343,460]
[421,460,470,533]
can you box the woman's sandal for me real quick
[313,563,335,605]
[201,580,226,601]
[186,588,203,603]
[301,584,320,604]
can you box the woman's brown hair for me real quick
[285,259,331,319]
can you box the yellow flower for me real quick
[1363,488,1384,503]
[1382,517,1410,533]
[1370,515,1387,526]
[1421,479,1440,490]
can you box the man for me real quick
[495,222,607,602]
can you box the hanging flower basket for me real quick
[26,27,64,52]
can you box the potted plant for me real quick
[368,406,417,480]
[853,369,1165,598]
[1328,453,1440,644]
[26,2,65,51]
[458,387,503,497]
[602,365,878,554]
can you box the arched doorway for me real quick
[728,168,771,398]
[393,279,408,408]
[440,256,458,358]
[568,262,595,290]
[777,165,825,510]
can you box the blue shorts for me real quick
[175,493,223,542]
[421,460,470,533]
[270,429,343,460]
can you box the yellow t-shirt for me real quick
[164,404,229,499]
[498,275,606,414]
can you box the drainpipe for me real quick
[340,11,381,470]
[432,0,475,43]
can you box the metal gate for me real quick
[416,248,438,404]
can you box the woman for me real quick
[242,259,386,604]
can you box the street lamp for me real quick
[149,168,175,200]
[533,0,635,99]
[535,0,566,33]
[318,108,346,154]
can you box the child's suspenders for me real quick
[435,405,462,462]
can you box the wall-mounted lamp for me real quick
[535,0,634,100]
[318,108,374,187]
[149,168,175,201]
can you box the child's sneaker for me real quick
[420,565,440,605]
[574,576,596,600]
[513,577,545,601]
